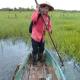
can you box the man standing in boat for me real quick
[29,3,54,65]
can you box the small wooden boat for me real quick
[13,49,66,80]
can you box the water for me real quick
[0,39,80,80]
[0,39,31,80]
[64,60,80,80]
[49,50,80,80]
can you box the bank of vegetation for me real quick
[0,10,80,62]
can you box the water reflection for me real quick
[0,39,30,80]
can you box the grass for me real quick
[0,11,31,40]
[0,10,80,62]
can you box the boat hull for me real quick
[13,49,66,80]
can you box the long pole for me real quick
[35,0,64,66]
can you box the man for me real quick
[30,3,54,65]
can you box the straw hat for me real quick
[40,3,54,11]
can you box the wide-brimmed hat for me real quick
[40,3,54,11]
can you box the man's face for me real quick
[41,6,49,15]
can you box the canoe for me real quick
[13,49,66,80]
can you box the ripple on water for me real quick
[0,39,31,80]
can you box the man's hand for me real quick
[36,5,40,12]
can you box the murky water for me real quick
[0,39,80,80]
[0,39,31,80]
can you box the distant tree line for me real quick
[0,7,34,11]
[0,7,80,12]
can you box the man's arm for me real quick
[31,9,40,23]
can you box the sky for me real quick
[0,0,80,10]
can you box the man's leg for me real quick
[38,41,45,62]
[32,39,38,65]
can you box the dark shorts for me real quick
[32,39,45,55]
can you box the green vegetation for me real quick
[0,11,31,41]
[0,10,80,62]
